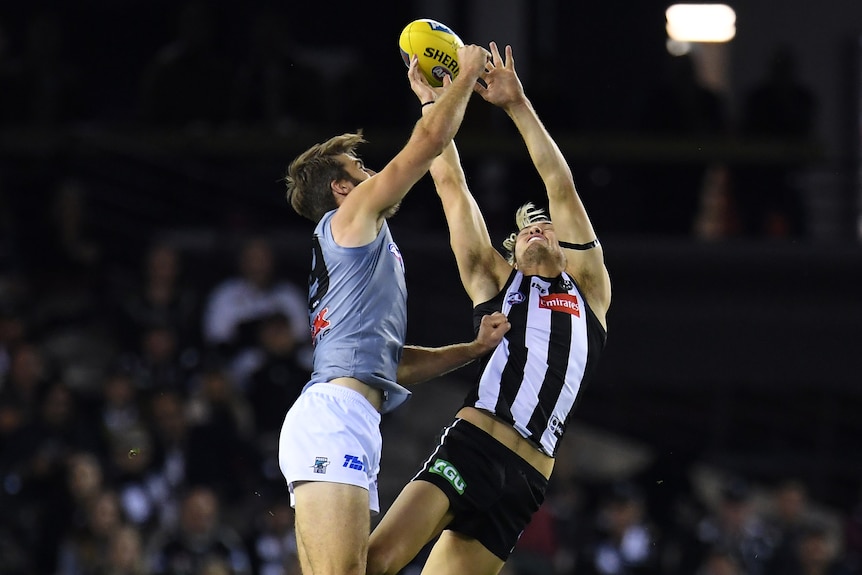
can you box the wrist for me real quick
[470,339,491,358]
[504,98,532,115]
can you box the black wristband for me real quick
[421,101,435,108]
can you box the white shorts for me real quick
[278,382,383,513]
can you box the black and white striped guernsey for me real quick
[465,269,607,457]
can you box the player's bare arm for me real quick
[477,42,611,319]
[396,312,510,386]
[430,142,512,305]
[332,45,489,247]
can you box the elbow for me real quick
[415,122,449,158]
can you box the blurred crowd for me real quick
[0,200,860,575]
[0,231,314,575]
[0,164,855,575]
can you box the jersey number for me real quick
[309,236,330,311]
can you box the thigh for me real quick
[421,530,505,575]
[367,480,452,575]
[294,481,370,575]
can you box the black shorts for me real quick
[412,418,549,560]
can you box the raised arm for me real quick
[478,42,611,320]
[332,45,490,246]
[396,312,510,386]
[429,142,512,305]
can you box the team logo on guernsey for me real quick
[549,415,565,438]
[430,458,466,494]
[388,242,404,272]
[311,307,331,340]
[312,457,330,474]
[559,277,574,291]
[539,293,580,317]
[531,281,549,295]
[507,291,526,306]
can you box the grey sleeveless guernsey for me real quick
[304,210,411,413]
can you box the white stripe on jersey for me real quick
[474,271,593,456]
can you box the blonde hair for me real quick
[502,202,550,264]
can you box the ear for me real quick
[330,179,351,198]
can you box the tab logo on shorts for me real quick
[539,293,580,317]
[430,458,466,494]
[312,457,329,474]
[343,454,365,471]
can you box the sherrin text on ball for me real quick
[398,19,464,87]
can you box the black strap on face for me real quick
[559,239,600,250]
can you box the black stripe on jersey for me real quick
[309,235,330,312]
[526,279,573,445]
[564,302,606,423]
[494,274,532,423]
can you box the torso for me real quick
[464,269,607,457]
[305,211,411,413]
[330,377,384,412]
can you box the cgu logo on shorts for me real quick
[539,293,580,317]
[430,458,466,495]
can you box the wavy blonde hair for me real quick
[502,202,551,264]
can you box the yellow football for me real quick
[398,19,464,87]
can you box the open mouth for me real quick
[527,236,545,243]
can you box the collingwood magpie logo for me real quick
[559,277,573,291]
[548,415,565,438]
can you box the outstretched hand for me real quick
[475,311,510,355]
[407,44,490,105]
[475,42,527,110]
[407,54,448,104]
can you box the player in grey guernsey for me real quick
[368,42,612,575]
[279,44,505,575]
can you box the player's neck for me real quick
[516,262,564,278]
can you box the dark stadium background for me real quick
[1,1,861,574]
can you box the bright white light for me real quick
[666,4,736,43]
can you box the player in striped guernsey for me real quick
[368,42,611,575]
